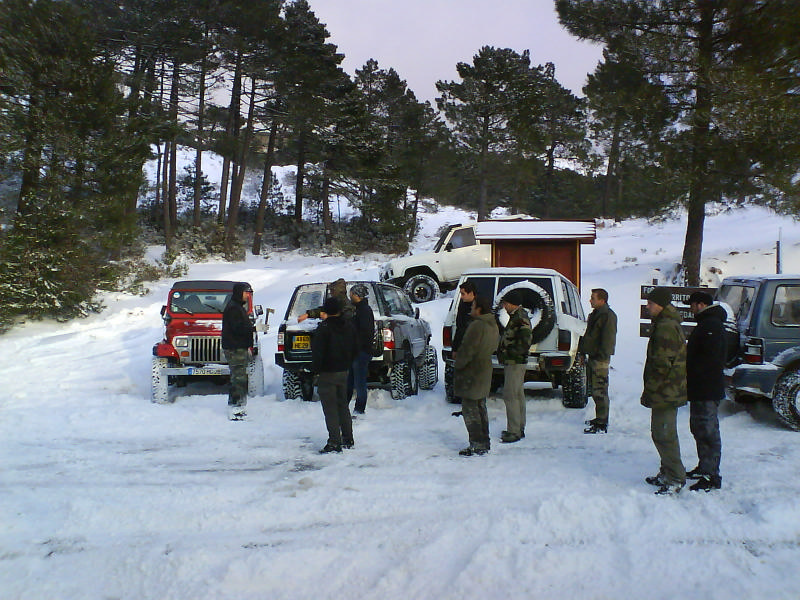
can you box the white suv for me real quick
[441,268,588,408]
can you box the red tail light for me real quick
[443,325,452,348]
[277,331,284,352]
[743,337,764,364]
[557,329,571,351]
[382,328,395,350]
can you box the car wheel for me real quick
[299,371,315,402]
[151,357,170,404]
[495,281,556,344]
[444,362,458,403]
[404,274,440,303]
[418,345,439,390]
[282,370,303,401]
[771,368,800,431]
[247,353,265,397]
[561,354,588,409]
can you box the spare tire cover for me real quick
[495,281,556,344]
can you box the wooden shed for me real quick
[474,219,596,290]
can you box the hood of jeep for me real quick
[166,319,223,339]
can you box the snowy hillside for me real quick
[2,205,800,600]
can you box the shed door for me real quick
[492,241,580,288]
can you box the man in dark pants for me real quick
[580,288,618,434]
[312,296,358,453]
[347,284,374,415]
[685,291,726,491]
[454,295,499,456]
[221,282,255,420]
[451,281,477,404]
[498,289,532,443]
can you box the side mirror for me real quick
[445,243,453,252]
[160,305,167,317]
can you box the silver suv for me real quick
[720,274,800,430]
[441,268,588,408]
[275,281,438,402]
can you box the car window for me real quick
[381,287,415,317]
[498,277,555,303]
[717,284,756,324]
[288,284,326,318]
[560,280,575,317]
[771,285,800,326]
[463,277,497,304]
[170,291,230,314]
[569,283,585,319]
[449,227,476,249]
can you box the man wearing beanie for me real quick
[497,289,532,443]
[312,296,358,453]
[685,291,726,491]
[221,282,256,420]
[642,287,688,495]
[347,283,374,415]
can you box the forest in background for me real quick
[0,0,798,328]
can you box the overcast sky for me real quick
[307,0,605,104]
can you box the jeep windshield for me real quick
[169,290,231,315]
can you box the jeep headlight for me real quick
[174,336,189,348]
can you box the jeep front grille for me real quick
[189,336,223,363]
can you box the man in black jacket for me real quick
[312,296,358,453]
[685,291,726,491]
[222,282,255,420]
[347,284,374,415]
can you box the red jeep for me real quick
[151,280,271,403]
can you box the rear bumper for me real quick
[159,364,230,377]
[442,350,574,373]
[728,363,781,399]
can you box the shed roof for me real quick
[475,219,596,243]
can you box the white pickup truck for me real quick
[379,223,491,303]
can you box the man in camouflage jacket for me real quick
[497,289,533,443]
[641,287,687,495]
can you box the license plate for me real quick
[292,335,311,350]
[188,367,224,376]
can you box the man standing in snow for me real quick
[685,291,726,491]
[312,296,358,453]
[221,282,255,420]
[451,281,477,404]
[579,288,617,434]
[347,284,374,415]
[454,295,500,456]
[497,289,532,443]
[641,287,687,495]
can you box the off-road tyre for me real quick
[151,357,170,404]
[418,345,439,390]
[444,362,457,403]
[391,352,418,399]
[404,274,440,304]
[282,370,302,401]
[495,281,556,344]
[247,353,265,397]
[771,368,800,431]
[561,354,588,409]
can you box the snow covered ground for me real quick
[2,204,800,600]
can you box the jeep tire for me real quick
[444,362,457,403]
[495,281,555,344]
[418,345,439,390]
[771,368,800,431]
[151,357,170,404]
[391,351,418,399]
[247,353,265,397]
[561,354,588,409]
[404,274,440,303]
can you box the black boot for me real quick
[583,421,607,434]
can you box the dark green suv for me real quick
[720,274,800,430]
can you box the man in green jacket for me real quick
[579,288,618,434]
[641,287,688,495]
[497,289,533,443]
[454,295,500,456]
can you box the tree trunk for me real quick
[477,115,489,221]
[226,76,256,255]
[167,60,180,230]
[219,53,242,226]
[603,111,623,219]
[681,3,714,287]
[162,141,173,250]
[252,118,279,255]
[321,168,332,245]
[294,132,306,224]
[193,49,208,229]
